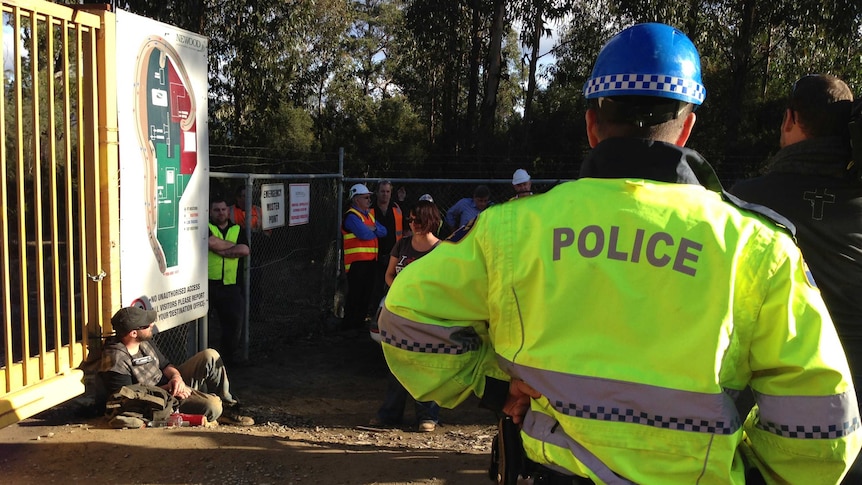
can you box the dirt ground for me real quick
[0,334,500,485]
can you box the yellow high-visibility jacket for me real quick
[379,141,861,484]
[208,223,241,285]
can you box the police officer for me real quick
[378,23,861,484]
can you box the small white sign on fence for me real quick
[261,183,286,230]
[289,183,311,226]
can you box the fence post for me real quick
[242,177,253,362]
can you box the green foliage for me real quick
[49,0,862,180]
[265,105,319,156]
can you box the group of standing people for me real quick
[341,172,537,431]
[339,180,440,431]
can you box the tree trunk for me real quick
[723,0,755,168]
[466,0,482,153]
[523,1,543,150]
[478,0,505,171]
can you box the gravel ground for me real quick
[0,334,501,485]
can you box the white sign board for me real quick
[261,183,285,230]
[289,183,311,226]
[116,10,210,330]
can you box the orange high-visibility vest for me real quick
[230,205,261,229]
[392,205,404,241]
[342,208,378,272]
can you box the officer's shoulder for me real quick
[722,191,796,237]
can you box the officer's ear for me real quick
[673,112,697,147]
[782,108,796,133]
[585,108,601,148]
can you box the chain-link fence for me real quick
[207,174,342,359]
[156,172,574,362]
[149,174,561,361]
[148,147,761,364]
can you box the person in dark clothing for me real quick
[100,306,253,425]
[369,180,404,316]
[730,75,862,483]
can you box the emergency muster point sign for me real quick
[261,183,285,230]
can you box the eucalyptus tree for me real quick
[509,0,579,131]
[529,0,613,175]
[390,0,473,171]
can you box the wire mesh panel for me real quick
[203,172,569,358]
[208,175,341,356]
[153,321,194,365]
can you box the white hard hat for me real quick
[512,169,531,185]
[348,183,371,199]
[418,194,434,202]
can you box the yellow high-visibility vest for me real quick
[208,223,240,284]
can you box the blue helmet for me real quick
[584,23,705,106]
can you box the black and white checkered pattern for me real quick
[756,417,861,439]
[379,330,478,354]
[585,73,706,104]
[555,401,740,435]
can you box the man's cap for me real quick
[348,184,371,199]
[111,306,157,335]
[419,193,434,202]
[512,169,531,185]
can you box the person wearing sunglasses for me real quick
[370,200,442,432]
[342,184,387,336]
[100,306,253,426]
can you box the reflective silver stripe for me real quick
[501,359,742,435]
[524,411,636,485]
[754,390,860,439]
[377,307,480,355]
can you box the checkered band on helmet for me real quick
[584,73,706,105]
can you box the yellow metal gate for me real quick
[0,0,120,428]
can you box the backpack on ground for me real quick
[104,384,178,428]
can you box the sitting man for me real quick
[99,306,254,426]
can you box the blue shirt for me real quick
[445,197,484,229]
[344,205,387,240]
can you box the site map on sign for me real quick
[134,37,197,275]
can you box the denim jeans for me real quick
[376,369,440,424]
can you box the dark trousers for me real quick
[369,256,390,315]
[344,260,376,329]
[209,281,244,364]
[376,369,440,424]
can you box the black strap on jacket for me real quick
[581,138,796,238]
